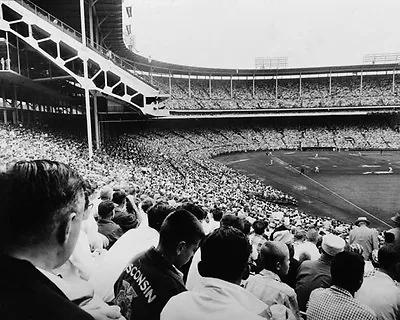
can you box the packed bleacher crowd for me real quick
[1,121,400,320]
[154,75,400,110]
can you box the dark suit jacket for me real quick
[0,254,93,320]
[295,254,332,312]
[98,218,124,249]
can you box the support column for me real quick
[230,75,233,99]
[252,75,255,97]
[169,72,172,95]
[329,72,332,96]
[188,75,191,98]
[275,75,278,100]
[1,83,7,124]
[393,69,396,94]
[209,75,212,97]
[360,72,363,96]
[88,0,95,47]
[26,103,31,124]
[80,0,93,159]
[12,86,17,124]
[299,73,302,98]
[19,100,24,123]
[5,32,10,71]
[16,37,21,74]
[93,91,100,150]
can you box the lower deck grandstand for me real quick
[2,115,399,232]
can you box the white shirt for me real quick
[161,277,270,320]
[245,270,300,320]
[294,241,320,261]
[88,224,159,302]
[204,220,220,234]
[185,248,202,291]
[54,229,100,284]
[355,270,400,320]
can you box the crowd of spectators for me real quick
[154,75,400,110]
[2,120,400,319]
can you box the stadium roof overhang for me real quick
[124,54,400,77]
[30,0,124,50]
[31,0,400,78]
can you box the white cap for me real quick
[321,234,345,256]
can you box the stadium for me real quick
[1,0,400,319]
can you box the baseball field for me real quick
[215,150,400,230]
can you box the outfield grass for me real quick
[216,150,400,230]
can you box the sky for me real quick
[125,0,400,69]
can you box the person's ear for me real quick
[276,261,282,272]
[176,241,186,255]
[56,212,76,245]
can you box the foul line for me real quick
[283,161,392,228]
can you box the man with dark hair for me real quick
[220,213,245,231]
[178,202,207,221]
[307,251,376,320]
[112,190,138,232]
[0,160,93,320]
[90,202,174,302]
[97,200,123,249]
[176,202,207,281]
[113,209,205,320]
[91,185,113,220]
[356,244,400,320]
[185,212,247,290]
[161,227,270,320]
[246,241,300,319]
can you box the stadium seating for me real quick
[154,75,400,110]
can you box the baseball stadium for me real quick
[1,1,400,319]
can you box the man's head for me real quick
[377,244,400,281]
[306,228,319,244]
[112,190,127,207]
[321,234,345,257]
[331,251,365,294]
[98,200,116,220]
[158,209,205,268]
[355,217,370,227]
[147,202,175,232]
[252,220,266,236]
[99,186,113,201]
[259,241,290,277]
[141,197,155,213]
[198,226,251,284]
[210,207,223,222]
[0,160,85,268]
[220,213,245,232]
[177,202,207,222]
